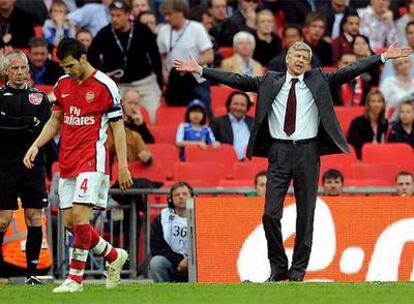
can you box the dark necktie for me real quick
[284,78,298,136]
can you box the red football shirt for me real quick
[53,70,123,178]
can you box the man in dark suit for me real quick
[210,91,254,160]
[174,41,411,281]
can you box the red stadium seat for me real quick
[213,106,227,117]
[250,157,268,171]
[322,66,336,72]
[185,144,238,172]
[162,180,209,188]
[345,179,390,187]
[231,162,259,180]
[321,145,358,165]
[351,162,403,186]
[148,125,177,145]
[217,179,252,188]
[219,47,234,59]
[211,86,235,109]
[155,106,186,126]
[140,106,151,125]
[112,160,167,184]
[361,143,414,169]
[34,26,43,37]
[147,143,179,179]
[173,162,227,186]
[334,106,365,135]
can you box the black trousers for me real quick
[263,139,320,279]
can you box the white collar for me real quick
[286,71,304,84]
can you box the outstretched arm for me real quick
[326,42,412,86]
[173,56,264,92]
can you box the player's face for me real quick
[323,178,343,196]
[172,186,191,210]
[60,55,84,80]
[396,175,414,196]
[229,94,249,119]
[255,175,267,197]
[286,49,310,76]
[5,56,29,87]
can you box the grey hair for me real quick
[1,50,29,71]
[287,41,313,61]
[233,31,256,50]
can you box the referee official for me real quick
[0,50,50,284]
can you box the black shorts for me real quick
[0,168,48,210]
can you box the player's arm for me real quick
[110,119,133,190]
[23,109,62,169]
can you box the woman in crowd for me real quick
[388,101,414,147]
[348,90,388,159]
[352,34,380,87]
[380,57,414,121]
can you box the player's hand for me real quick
[118,167,133,191]
[23,144,39,169]
[173,55,203,74]
[176,258,188,272]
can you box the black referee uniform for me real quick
[0,84,50,210]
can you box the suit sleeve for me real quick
[202,67,264,92]
[150,215,185,268]
[324,55,383,87]
[209,117,220,141]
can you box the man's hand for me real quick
[176,258,188,273]
[383,41,413,60]
[118,167,133,191]
[173,55,203,74]
[23,144,39,169]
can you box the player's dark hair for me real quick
[56,37,86,61]
[322,169,344,183]
[225,91,252,112]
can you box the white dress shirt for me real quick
[229,113,250,160]
[268,72,319,140]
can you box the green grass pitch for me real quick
[1,282,414,304]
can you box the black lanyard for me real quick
[112,23,134,70]
[169,21,190,53]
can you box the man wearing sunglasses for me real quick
[219,0,259,46]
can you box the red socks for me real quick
[68,224,91,284]
[89,227,118,263]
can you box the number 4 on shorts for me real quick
[80,178,88,193]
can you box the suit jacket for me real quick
[202,55,384,158]
[210,114,254,144]
[220,55,264,77]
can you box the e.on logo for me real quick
[237,198,414,282]
[193,197,414,283]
